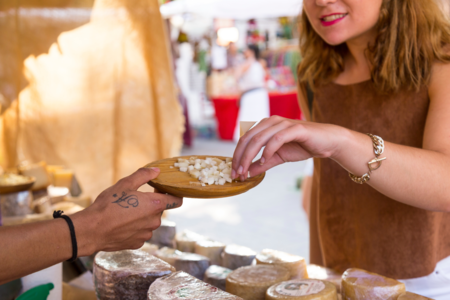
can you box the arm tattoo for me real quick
[112,191,139,208]
[166,202,178,209]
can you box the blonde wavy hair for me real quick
[298,0,450,92]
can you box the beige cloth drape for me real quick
[0,0,184,198]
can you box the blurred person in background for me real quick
[233,45,270,141]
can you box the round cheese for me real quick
[226,265,290,300]
[341,268,405,300]
[148,271,243,299]
[94,250,175,300]
[175,230,208,253]
[204,265,233,291]
[195,240,226,266]
[155,247,210,280]
[256,249,307,279]
[266,279,337,300]
[397,292,433,299]
[306,264,341,293]
[222,244,257,270]
[149,219,176,248]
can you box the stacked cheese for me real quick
[195,239,226,266]
[397,292,433,299]
[204,265,233,291]
[341,268,405,300]
[155,247,210,280]
[149,219,176,248]
[266,279,338,300]
[175,230,208,252]
[94,250,175,300]
[226,265,290,300]
[306,264,342,293]
[256,249,308,279]
[222,244,257,270]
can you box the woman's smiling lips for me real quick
[320,13,348,27]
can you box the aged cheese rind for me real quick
[94,250,175,300]
[341,268,405,300]
[256,249,308,279]
[148,271,243,299]
[306,264,342,293]
[195,239,226,266]
[175,230,207,252]
[222,244,257,270]
[397,292,433,299]
[226,265,290,300]
[155,247,210,280]
[204,265,233,291]
[149,219,176,248]
[266,279,337,300]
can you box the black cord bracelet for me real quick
[53,210,78,262]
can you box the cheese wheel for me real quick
[341,268,405,300]
[155,247,210,280]
[204,265,233,291]
[266,279,338,300]
[148,271,243,299]
[397,292,433,299]
[139,242,159,256]
[195,240,226,266]
[222,244,257,270]
[226,265,290,300]
[175,230,208,252]
[256,249,308,279]
[94,250,175,300]
[149,219,176,248]
[306,264,342,293]
[18,161,51,191]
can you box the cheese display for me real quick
[226,265,290,300]
[222,244,257,270]
[155,247,210,280]
[397,292,433,299]
[306,264,342,292]
[256,249,308,279]
[148,271,243,299]
[149,219,176,248]
[173,157,234,186]
[195,239,226,265]
[139,242,159,256]
[266,279,338,300]
[93,250,175,300]
[204,265,233,291]
[18,161,51,190]
[341,268,405,300]
[175,230,208,252]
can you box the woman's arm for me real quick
[232,63,450,212]
[0,167,182,285]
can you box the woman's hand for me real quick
[231,116,345,180]
[71,167,183,255]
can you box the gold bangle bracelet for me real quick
[349,134,387,184]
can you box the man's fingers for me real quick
[118,167,160,191]
[149,193,183,211]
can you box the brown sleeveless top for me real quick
[303,80,450,279]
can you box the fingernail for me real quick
[260,157,265,165]
[247,171,251,178]
[150,167,160,172]
[240,174,245,181]
[237,165,243,175]
[231,169,236,179]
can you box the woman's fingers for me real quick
[247,154,285,177]
[262,124,308,164]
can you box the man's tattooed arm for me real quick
[112,191,139,208]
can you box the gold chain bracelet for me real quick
[349,134,387,184]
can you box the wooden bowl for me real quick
[145,156,265,199]
[0,175,36,195]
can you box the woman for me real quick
[232,0,450,298]
[233,45,271,141]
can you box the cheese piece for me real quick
[397,292,433,299]
[155,247,210,280]
[18,161,51,191]
[204,265,233,291]
[148,271,243,299]
[149,219,176,248]
[94,250,175,300]
[341,268,405,300]
[52,169,73,189]
[175,230,207,252]
[222,244,257,270]
[226,265,290,300]
[307,264,342,292]
[195,239,226,265]
[256,249,307,279]
[139,242,159,255]
[266,279,337,300]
